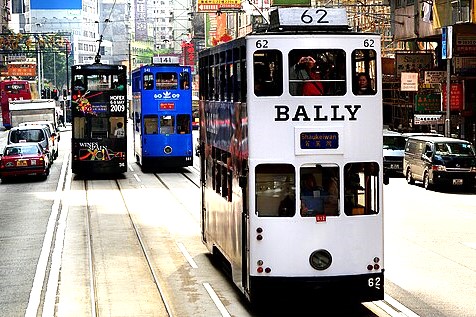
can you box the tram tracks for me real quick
[83,178,174,317]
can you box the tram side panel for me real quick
[201,100,248,291]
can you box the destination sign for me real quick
[269,7,349,29]
[300,132,339,149]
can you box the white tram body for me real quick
[198,7,384,303]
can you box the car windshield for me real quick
[383,135,406,150]
[10,129,44,143]
[435,142,475,156]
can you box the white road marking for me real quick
[25,152,70,317]
[177,242,198,268]
[133,173,141,182]
[203,283,231,317]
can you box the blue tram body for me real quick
[132,60,193,170]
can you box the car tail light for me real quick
[432,165,446,171]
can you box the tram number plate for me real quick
[453,179,463,185]
[315,214,326,222]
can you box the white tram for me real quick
[198,7,384,303]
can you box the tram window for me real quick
[344,162,379,216]
[73,117,86,139]
[255,164,295,217]
[144,115,158,134]
[160,115,175,134]
[300,164,340,217]
[143,72,154,90]
[73,75,86,91]
[179,72,190,90]
[90,117,109,138]
[156,72,178,90]
[253,50,283,97]
[110,117,125,137]
[352,49,377,95]
[176,114,190,134]
[289,49,346,96]
[87,74,112,91]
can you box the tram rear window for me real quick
[289,49,346,96]
[156,72,178,90]
[344,162,379,216]
[255,164,295,217]
[253,50,283,97]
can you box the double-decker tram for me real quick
[70,63,128,174]
[198,7,384,303]
[131,56,193,171]
[0,80,33,128]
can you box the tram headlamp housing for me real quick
[164,146,172,154]
[309,249,332,271]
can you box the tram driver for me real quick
[300,172,325,216]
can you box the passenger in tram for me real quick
[300,173,325,216]
[113,121,125,138]
[297,56,325,96]
[278,179,296,217]
[355,73,375,95]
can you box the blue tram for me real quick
[132,56,193,171]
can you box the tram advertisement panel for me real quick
[71,65,127,173]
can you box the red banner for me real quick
[442,83,464,111]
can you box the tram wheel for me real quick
[406,168,415,185]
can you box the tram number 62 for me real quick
[368,277,381,289]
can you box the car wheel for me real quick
[406,168,415,185]
[423,172,432,190]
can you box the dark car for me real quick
[404,136,476,190]
[0,143,50,181]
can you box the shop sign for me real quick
[401,72,419,91]
[442,83,464,111]
[197,0,241,12]
[7,63,36,77]
[414,93,441,111]
[454,56,476,75]
[414,114,445,125]
[396,53,433,76]
[424,71,446,84]
[455,34,476,55]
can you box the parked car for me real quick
[7,125,55,162]
[0,143,50,181]
[404,135,476,190]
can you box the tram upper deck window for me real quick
[352,49,377,95]
[253,50,283,97]
[143,72,154,90]
[255,164,295,217]
[344,162,379,216]
[179,71,190,90]
[300,164,340,217]
[156,72,178,90]
[87,74,113,91]
[289,49,346,96]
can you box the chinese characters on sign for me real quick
[300,132,339,149]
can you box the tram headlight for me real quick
[309,250,332,271]
[164,146,172,154]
